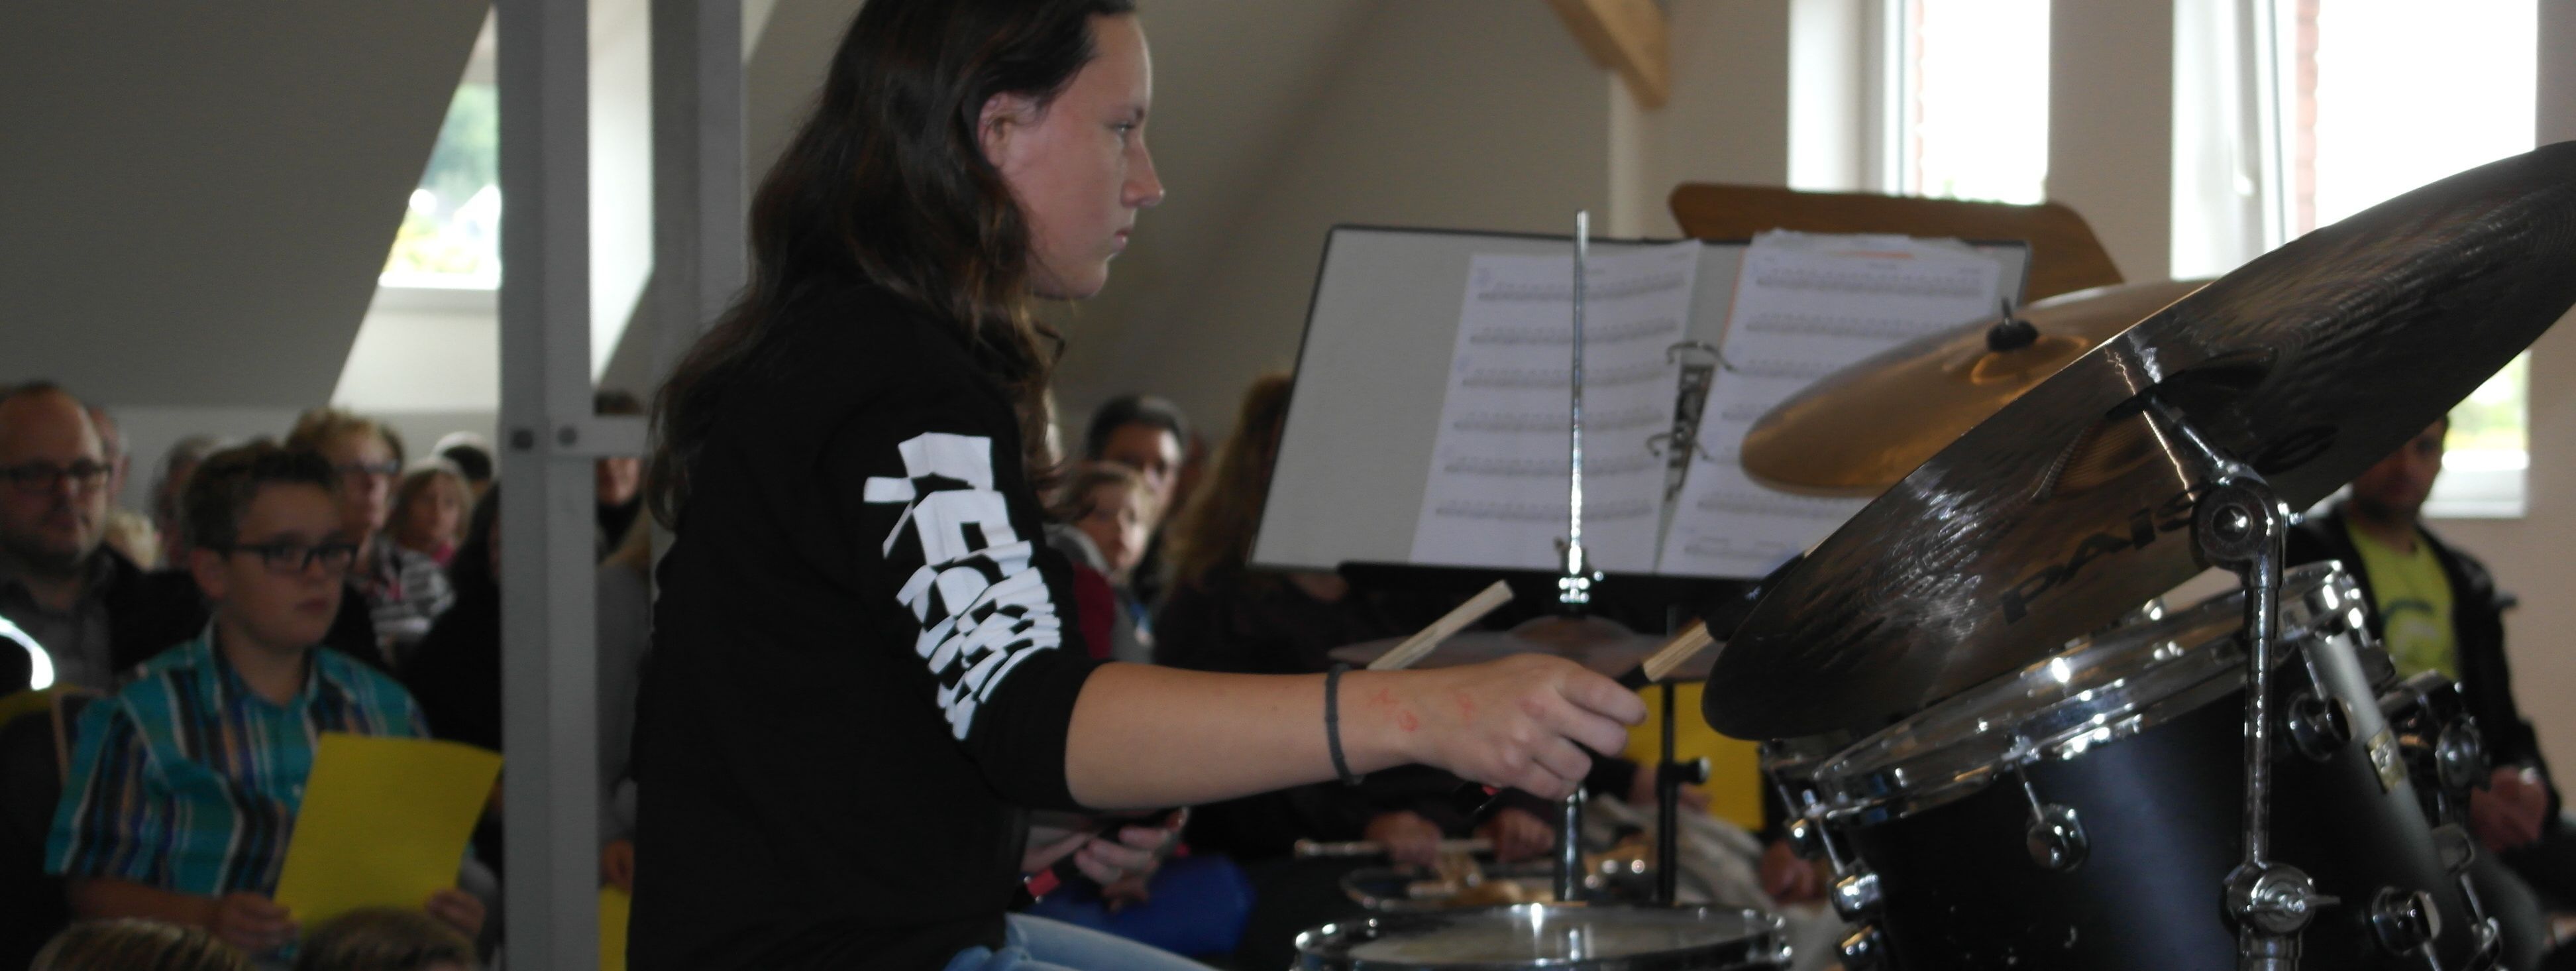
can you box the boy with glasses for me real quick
[45,442,484,960]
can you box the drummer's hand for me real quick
[1623,766,1711,813]
[1760,838,1824,905]
[1073,817,1177,889]
[1479,807,1556,864]
[1388,655,1646,801]
[1097,809,1187,910]
[1023,821,1096,874]
[1366,811,1446,868]
[2471,766,2551,852]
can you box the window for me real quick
[382,82,500,288]
[1896,0,2051,204]
[2279,0,2536,516]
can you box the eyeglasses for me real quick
[0,460,110,494]
[334,461,402,483]
[217,540,360,576]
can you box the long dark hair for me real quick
[647,0,1135,528]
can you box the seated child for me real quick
[45,443,484,961]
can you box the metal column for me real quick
[651,0,745,374]
[497,0,607,964]
[500,0,743,962]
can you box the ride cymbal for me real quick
[1705,142,2576,739]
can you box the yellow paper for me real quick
[272,733,502,931]
[600,886,631,971]
[1622,682,1765,830]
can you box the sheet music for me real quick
[1410,242,1701,572]
[1657,232,2007,577]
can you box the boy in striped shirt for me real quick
[45,442,484,960]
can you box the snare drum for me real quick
[1799,563,2499,970]
[1295,903,1792,970]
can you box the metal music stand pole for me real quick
[1657,679,1681,905]
[1554,212,1599,905]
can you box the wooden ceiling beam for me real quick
[1546,0,1669,108]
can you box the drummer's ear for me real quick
[978,92,1040,169]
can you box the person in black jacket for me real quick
[2290,417,2572,966]
[629,3,1648,968]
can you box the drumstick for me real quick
[1629,620,1715,688]
[1293,837,1494,859]
[1368,580,1515,671]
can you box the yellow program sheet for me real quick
[272,733,502,929]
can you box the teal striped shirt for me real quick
[46,628,428,897]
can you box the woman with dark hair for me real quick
[632,3,1646,969]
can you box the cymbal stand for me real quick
[2145,396,2333,971]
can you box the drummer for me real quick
[627,3,1648,970]
[2289,417,2572,966]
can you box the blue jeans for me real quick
[942,914,1215,971]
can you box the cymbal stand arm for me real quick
[2146,396,2333,971]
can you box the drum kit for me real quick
[1293,141,2576,970]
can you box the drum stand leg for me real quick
[2151,399,2337,971]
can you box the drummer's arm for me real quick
[1061,657,1644,811]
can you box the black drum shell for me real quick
[1839,632,2475,970]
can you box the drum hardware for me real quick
[2366,887,2443,958]
[1840,925,1891,968]
[1294,903,1794,970]
[2013,770,2090,873]
[2283,691,2355,763]
[1828,868,1883,922]
[2150,401,2329,971]
[2430,826,2477,876]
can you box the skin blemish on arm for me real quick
[1452,691,1477,721]
[1395,711,1420,732]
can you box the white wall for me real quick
[1053,0,1618,435]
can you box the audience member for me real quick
[30,919,250,971]
[386,467,468,567]
[1046,463,1157,663]
[398,485,504,875]
[291,908,474,971]
[84,406,162,571]
[0,383,205,691]
[429,434,493,506]
[2290,417,2572,968]
[594,390,645,561]
[403,486,502,754]
[151,436,225,567]
[1083,394,1187,606]
[45,442,484,962]
[287,409,453,665]
[596,513,653,895]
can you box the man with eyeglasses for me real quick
[0,384,205,691]
[46,441,484,959]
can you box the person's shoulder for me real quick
[315,649,425,722]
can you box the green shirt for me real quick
[2347,521,2457,681]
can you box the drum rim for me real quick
[1805,562,2364,822]
[1293,903,1790,970]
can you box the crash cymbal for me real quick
[1705,142,2576,739]
[1741,279,2210,495]
[1330,616,1715,681]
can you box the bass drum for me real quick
[1295,903,1791,970]
[1801,563,2498,970]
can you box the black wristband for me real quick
[1326,663,1360,785]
